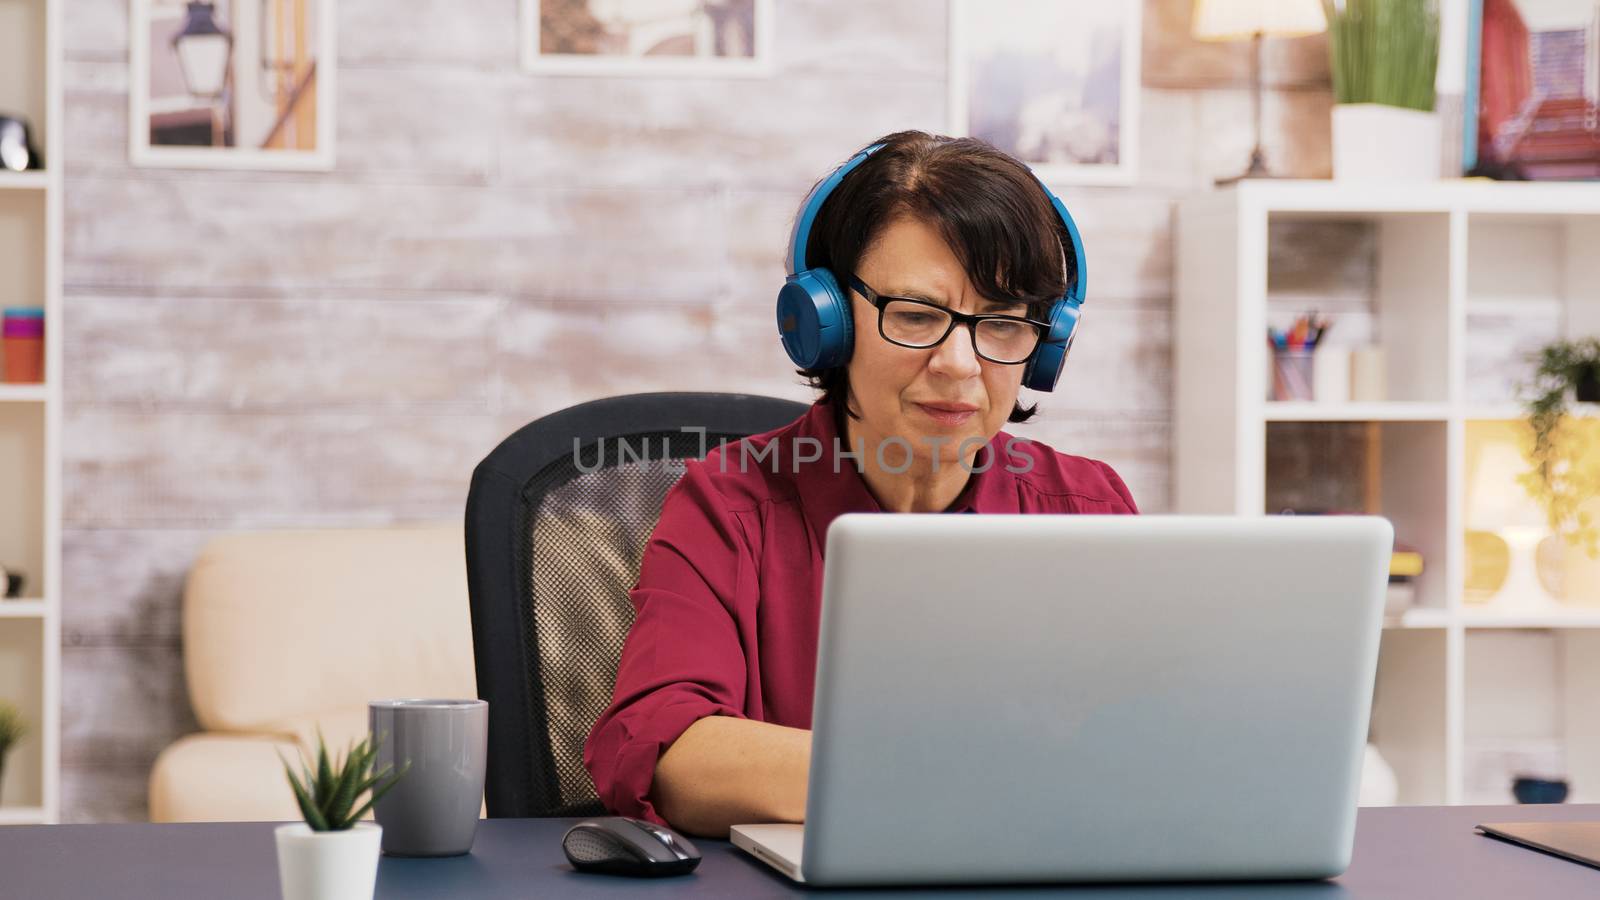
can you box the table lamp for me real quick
[1468,439,1559,610]
[1191,0,1327,183]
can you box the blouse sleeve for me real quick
[582,459,753,824]
[1095,459,1140,514]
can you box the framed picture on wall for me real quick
[129,0,336,170]
[1465,0,1600,180]
[522,0,774,76]
[949,0,1141,185]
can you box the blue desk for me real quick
[3,804,1597,897]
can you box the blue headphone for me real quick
[775,143,1087,393]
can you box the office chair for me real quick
[464,392,810,818]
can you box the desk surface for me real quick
[3,804,1598,898]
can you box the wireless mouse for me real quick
[561,816,702,877]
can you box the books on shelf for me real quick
[1391,549,1424,579]
[1385,582,1417,618]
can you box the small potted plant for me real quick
[1518,337,1600,559]
[0,701,27,805]
[1323,0,1442,180]
[277,732,406,900]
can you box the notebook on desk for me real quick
[731,514,1394,887]
[1477,822,1600,870]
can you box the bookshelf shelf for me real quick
[0,172,48,192]
[1390,608,1451,629]
[1459,610,1600,629]
[0,806,48,826]
[1465,404,1600,421]
[1264,402,1455,422]
[1178,179,1600,807]
[0,385,47,403]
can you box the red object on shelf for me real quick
[1,307,44,383]
[1477,0,1600,179]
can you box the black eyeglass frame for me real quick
[847,273,1049,365]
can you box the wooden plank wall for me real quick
[58,0,1336,821]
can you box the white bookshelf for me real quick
[0,0,61,826]
[0,385,48,403]
[1177,179,1600,807]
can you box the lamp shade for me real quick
[1467,441,1547,532]
[1192,0,1327,41]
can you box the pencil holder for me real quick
[1271,348,1314,402]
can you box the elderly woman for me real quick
[583,130,1138,837]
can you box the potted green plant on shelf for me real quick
[0,701,27,806]
[1322,0,1441,180]
[1518,337,1600,559]
[276,732,407,900]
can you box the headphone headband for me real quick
[786,145,883,276]
[1034,175,1087,305]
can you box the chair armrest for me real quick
[148,732,302,823]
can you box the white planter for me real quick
[1331,103,1441,181]
[275,823,382,900]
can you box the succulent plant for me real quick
[280,731,407,832]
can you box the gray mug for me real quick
[368,698,488,857]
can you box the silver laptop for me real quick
[731,514,1392,887]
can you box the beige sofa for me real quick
[148,526,477,823]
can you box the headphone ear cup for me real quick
[777,268,853,370]
[1022,298,1081,393]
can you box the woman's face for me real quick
[843,215,1028,470]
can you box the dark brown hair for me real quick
[793,130,1077,424]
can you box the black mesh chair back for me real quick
[464,392,810,818]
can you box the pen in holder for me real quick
[1268,314,1331,402]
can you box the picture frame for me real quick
[1465,0,1600,180]
[521,0,774,77]
[949,0,1141,186]
[129,0,336,170]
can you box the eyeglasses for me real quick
[848,274,1047,365]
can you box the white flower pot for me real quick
[1332,103,1441,181]
[275,823,382,900]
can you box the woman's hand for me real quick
[650,716,811,838]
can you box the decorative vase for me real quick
[1536,535,1566,598]
[1513,776,1569,804]
[1331,103,1441,181]
[1464,530,1512,604]
[275,823,383,900]
[1576,368,1600,403]
[1559,493,1600,607]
